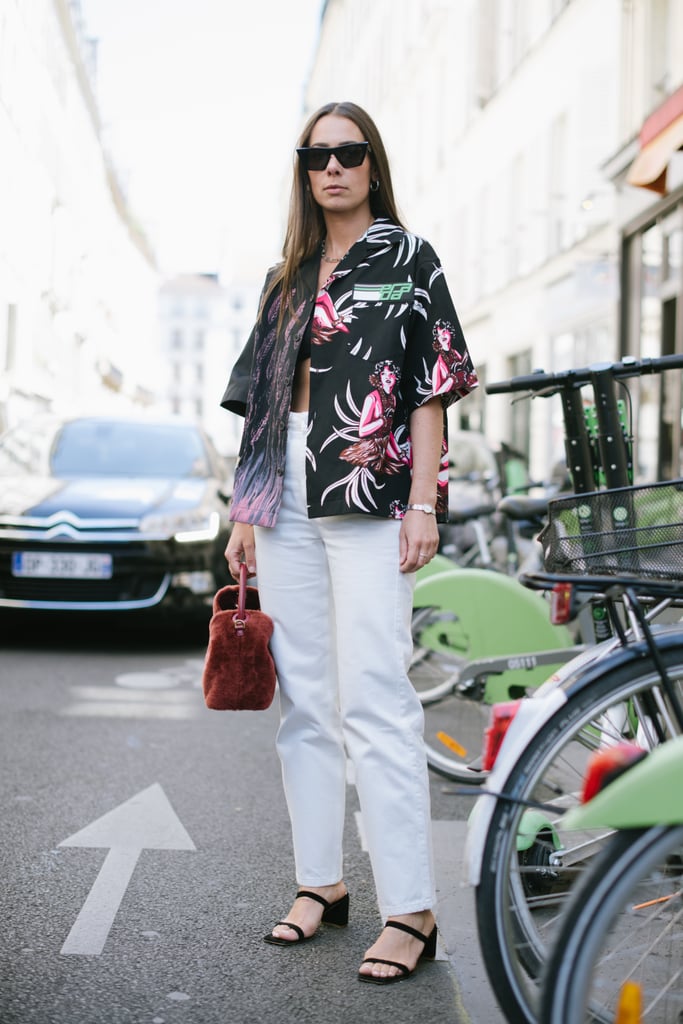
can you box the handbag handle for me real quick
[233,562,248,634]
[238,562,248,616]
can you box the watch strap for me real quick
[405,503,436,515]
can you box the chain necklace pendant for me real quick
[321,239,344,264]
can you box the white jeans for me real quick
[254,411,436,917]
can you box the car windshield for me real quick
[45,420,211,478]
[0,419,211,478]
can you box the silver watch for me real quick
[405,503,436,515]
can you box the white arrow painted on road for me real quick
[59,783,196,956]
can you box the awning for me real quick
[627,85,683,194]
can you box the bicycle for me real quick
[412,351,649,783]
[538,735,683,1024]
[468,570,683,1024]
[464,353,683,1024]
[440,432,541,575]
[414,503,582,781]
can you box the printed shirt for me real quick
[221,219,478,528]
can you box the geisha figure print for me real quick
[340,360,406,473]
[431,319,479,396]
[320,360,409,511]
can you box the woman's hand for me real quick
[225,522,256,580]
[399,510,440,573]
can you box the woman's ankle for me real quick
[298,880,346,901]
[386,908,435,930]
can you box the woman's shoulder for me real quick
[262,261,284,287]
[253,262,285,315]
[368,218,420,247]
[368,219,438,263]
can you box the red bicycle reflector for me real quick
[581,742,648,803]
[550,582,573,624]
[482,699,522,771]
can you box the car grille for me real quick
[0,531,174,610]
[2,573,166,604]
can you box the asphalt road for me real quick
[0,613,506,1024]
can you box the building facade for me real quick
[158,273,260,456]
[607,0,683,480]
[0,0,161,433]
[305,0,683,484]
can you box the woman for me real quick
[222,101,477,984]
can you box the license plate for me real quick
[11,552,113,580]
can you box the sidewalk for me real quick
[433,819,507,1023]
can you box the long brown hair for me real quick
[265,101,406,326]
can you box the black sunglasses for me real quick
[296,141,370,171]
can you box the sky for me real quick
[80,0,324,279]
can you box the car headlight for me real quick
[140,509,221,543]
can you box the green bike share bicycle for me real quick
[410,355,636,782]
[464,354,683,1024]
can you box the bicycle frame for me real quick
[413,566,576,699]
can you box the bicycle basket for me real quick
[539,480,683,580]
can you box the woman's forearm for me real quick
[408,397,443,504]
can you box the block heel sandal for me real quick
[358,920,437,984]
[263,889,350,945]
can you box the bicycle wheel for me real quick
[474,646,683,1024]
[422,698,490,783]
[539,825,683,1024]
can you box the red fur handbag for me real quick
[202,564,277,710]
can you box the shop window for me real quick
[624,205,683,480]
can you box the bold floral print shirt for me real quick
[221,219,478,527]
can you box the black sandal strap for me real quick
[274,920,305,941]
[295,890,330,909]
[384,920,430,944]
[361,957,408,976]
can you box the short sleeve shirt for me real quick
[221,219,478,527]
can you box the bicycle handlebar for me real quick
[486,354,683,396]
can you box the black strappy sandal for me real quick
[263,889,350,945]
[358,920,437,984]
